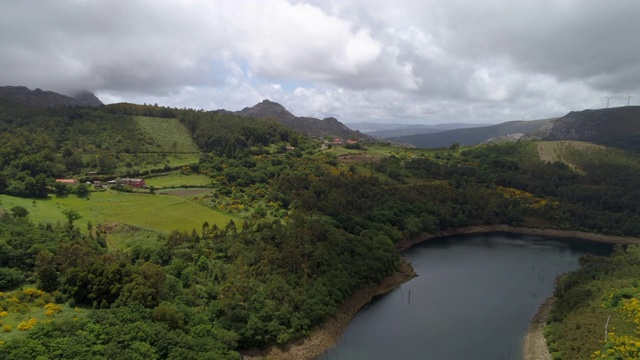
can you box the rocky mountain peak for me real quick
[235,100,373,141]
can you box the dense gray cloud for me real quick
[1,0,638,123]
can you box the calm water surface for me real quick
[317,233,611,360]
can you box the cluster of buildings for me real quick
[55,177,146,189]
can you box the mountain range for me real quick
[0,86,103,107]
[2,86,639,153]
[389,119,554,148]
[232,99,373,141]
[386,106,640,153]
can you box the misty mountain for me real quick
[0,86,103,107]
[391,119,553,148]
[234,99,373,141]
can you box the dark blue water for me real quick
[317,233,612,360]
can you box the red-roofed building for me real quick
[121,178,146,188]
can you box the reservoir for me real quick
[317,233,612,360]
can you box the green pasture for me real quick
[134,116,200,154]
[145,172,212,187]
[104,224,163,252]
[0,190,239,234]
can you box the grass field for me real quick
[537,141,603,172]
[0,190,239,234]
[104,224,164,252]
[134,116,200,153]
[145,172,212,187]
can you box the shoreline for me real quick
[243,225,640,360]
[524,296,555,360]
[241,257,417,360]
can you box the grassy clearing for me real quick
[164,154,201,168]
[145,172,212,187]
[134,116,199,153]
[104,224,164,252]
[537,141,603,171]
[0,190,239,234]
[328,144,441,158]
[157,188,213,198]
[0,289,82,343]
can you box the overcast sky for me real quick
[1,0,639,124]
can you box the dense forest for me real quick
[1,100,640,358]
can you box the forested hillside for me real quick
[1,97,640,358]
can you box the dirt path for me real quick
[524,296,555,360]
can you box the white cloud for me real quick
[1,0,639,124]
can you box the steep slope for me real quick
[0,86,103,107]
[529,106,640,152]
[236,100,373,141]
[392,119,552,148]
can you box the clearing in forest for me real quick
[537,141,603,171]
[134,116,200,154]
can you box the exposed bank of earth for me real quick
[523,296,555,360]
[242,257,416,360]
[244,225,640,360]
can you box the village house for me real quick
[332,138,343,145]
[120,178,146,188]
[106,178,146,188]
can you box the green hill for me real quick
[134,116,200,154]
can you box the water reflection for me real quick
[317,233,611,360]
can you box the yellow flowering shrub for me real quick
[44,303,63,317]
[17,318,37,331]
[594,297,640,359]
[22,288,44,298]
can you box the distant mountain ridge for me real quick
[391,119,553,148]
[364,123,492,138]
[0,86,103,107]
[391,106,640,153]
[234,99,373,141]
[527,106,640,152]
